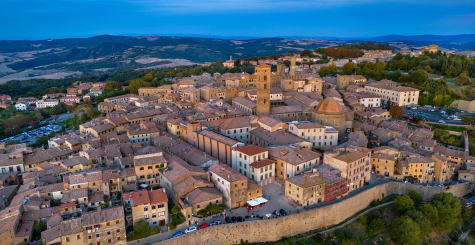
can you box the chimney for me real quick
[230,55,232,61]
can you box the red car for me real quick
[198,223,209,230]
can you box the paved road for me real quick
[458,219,475,243]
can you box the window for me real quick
[144,206,148,211]
[145,215,149,219]
[152,213,156,218]
[140,167,144,171]
[107,231,111,235]
[108,239,112,243]
[117,229,120,233]
[148,166,152,170]
[66,237,70,242]
[96,234,100,238]
[158,211,165,216]
[116,220,120,224]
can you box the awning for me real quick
[246,197,268,206]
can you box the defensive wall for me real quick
[158,181,474,245]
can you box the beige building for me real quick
[123,188,168,227]
[36,99,59,109]
[285,173,325,206]
[209,163,262,208]
[134,153,167,187]
[232,145,276,186]
[268,145,321,180]
[288,122,338,149]
[432,154,454,183]
[399,154,435,183]
[371,153,397,177]
[365,82,420,106]
[324,149,371,190]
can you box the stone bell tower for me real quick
[255,64,271,116]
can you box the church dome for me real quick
[314,97,344,114]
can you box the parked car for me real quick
[198,223,209,230]
[280,209,287,216]
[225,217,232,223]
[185,226,197,233]
[211,220,222,225]
[237,216,243,222]
[172,231,183,237]
[231,216,237,223]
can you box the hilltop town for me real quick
[0,44,474,245]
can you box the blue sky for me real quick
[0,0,474,40]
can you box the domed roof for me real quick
[314,97,344,114]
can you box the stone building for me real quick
[256,64,271,116]
[268,145,321,180]
[123,188,168,227]
[312,97,352,137]
[134,153,167,187]
[208,163,262,208]
[285,172,325,206]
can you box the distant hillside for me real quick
[7,42,131,71]
[367,34,475,42]
[334,42,394,51]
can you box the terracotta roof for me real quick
[333,151,368,163]
[185,187,222,205]
[209,163,247,182]
[250,159,276,168]
[234,145,268,156]
[286,173,325,188]
[268,145,321,165]
[148,189,168,204]
[251,128,310,146]
[314,97,344,114]
[133,153,167,166]
[82,206,124,225]
[291,122,325,129]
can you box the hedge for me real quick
[427,123,467,132]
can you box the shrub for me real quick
[167,223,177,230]
[150,225,161,235]
[198,209,208,217]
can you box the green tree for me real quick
[343,62,354,75]
[165,71,177,78]
[411,69,430,85]
[133,220,149,235]
[386,100,391,110]
[457,73,471,86]
[394,195,415,214]
[150,225,161,235]
[390,215,422,245]
[369,218,386,234]
[432,193,461,231]
[408,189,423,207]
[399,74,411,83]
[406,210,432,236]
[125,79,151,95]
[171,204,181,215]
[142,71,155,83]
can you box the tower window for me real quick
[264,99,267,104]
[264,84,267,89]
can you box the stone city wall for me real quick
[158,181,474,245]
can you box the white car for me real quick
[438,120,446,124]
[440,111,446,114]
[412,106,418,109]
[185,226,197,233]
[453,118,462,121]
